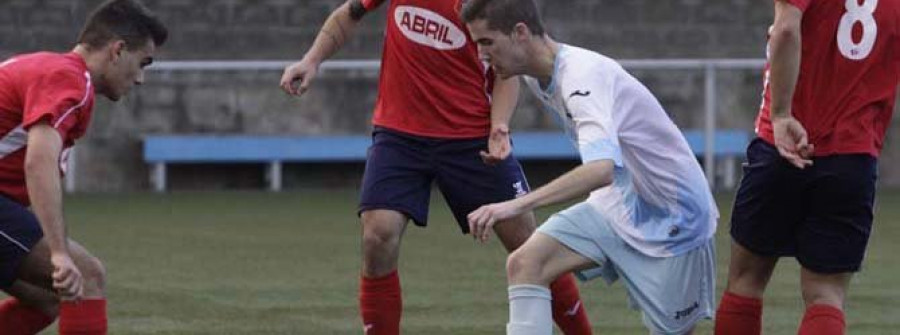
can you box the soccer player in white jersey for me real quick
[461,0,718,334]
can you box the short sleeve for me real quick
[22,68,90,140]
[564,76,623,166]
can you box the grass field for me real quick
[12,189,900,334]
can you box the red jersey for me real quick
[362,0,494,138]
[756,0,900,157]
[0,52,95,206]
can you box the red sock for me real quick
[798,304,844,335]
[58,299,107,335]
[359,271,401,335]
[715,291,762,335]
[549,274,593,335]
[0,297,54,335]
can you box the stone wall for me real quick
[2,0,899,190]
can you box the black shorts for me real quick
[730,138,877,273]
[0,194,42,288]
[359,127,530,233]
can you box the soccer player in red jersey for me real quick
[280,1,592,334]
[716,1,900,334]
[0,1,166,334]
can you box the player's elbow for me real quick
[24,150,53,176]
[770,22,801,43]
[586,160,615,189]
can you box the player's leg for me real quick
[0,194,56,333]
[796,270,851,335]
[715,241,777,335]
[505,233,596,335]
[0,281,57,334]
[358,209,408,335]
[716,138,804,335]
[494,215,592,335]
[794,153,875,335]
[434,139,592,334]
[357,128,434,335]
[17,238,108,335]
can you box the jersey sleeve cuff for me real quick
[579,139,623,166]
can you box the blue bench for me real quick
[144,130,749,192]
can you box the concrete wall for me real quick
[2,0,899,190]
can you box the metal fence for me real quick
[145,58,767,190]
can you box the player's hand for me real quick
[51,252,83,301]
[480,125,511,165]
[772,115,814,169]
[280,59,319,96]
[467,200,525,243]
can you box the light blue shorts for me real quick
[537,202,716,334]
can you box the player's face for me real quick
[101,39,156,101]
[468,19,529,79]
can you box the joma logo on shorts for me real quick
[674,301,699,320]
[394,6,466,50]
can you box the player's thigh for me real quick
[797,154,876,274]
[508,232,596,286]
[730,138,807,257]
[493,210,537,253]
[359,128,435,227]
[533,203,619,283]
[432,138,531,232]
[3,279,58,316]
[0,195,45,291]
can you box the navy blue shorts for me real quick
[730,138,876,273]
[0,194,42,288]
[359,127,530,233]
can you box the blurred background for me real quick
[9,0,897,192]
[2,1,899,334]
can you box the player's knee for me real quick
[506,248,540,283]
[361,214,402,250]
[725,266,770,298]
[800,285,844,309]
[80,255,107,296]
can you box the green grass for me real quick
[9,189,900,334]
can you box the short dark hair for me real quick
[461,0,545,35]
[77,0,168,50]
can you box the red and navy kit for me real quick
[733,0,900,273]
[0,52,95,206]
[355,0,530,230]
[0,51,95,288]
[755,0,900,157]
[361,0,494,138]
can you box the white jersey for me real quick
[523,44,718,257]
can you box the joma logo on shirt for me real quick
[394,6,466,50]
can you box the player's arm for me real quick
[25,122,83,300]
[467,159,614,242]
[280,0,371,96]
[480,75,520,164]
[769,0,812,168]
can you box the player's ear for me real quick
[513,22,530,42]
[110,40,127,63]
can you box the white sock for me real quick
[506,284,553,335]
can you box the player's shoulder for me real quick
[557,45,620,93]
[21,53,89,87]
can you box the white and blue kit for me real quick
[523,44,718,334]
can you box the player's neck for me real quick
[531,36,559,88]
[72,44,104,84]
